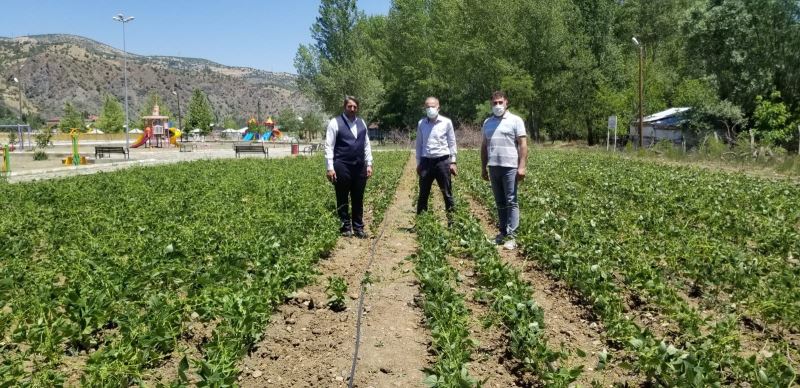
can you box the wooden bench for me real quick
[94,146,129,159]
[234,143,268,158]
[179,142,197,152]
[301,143,324,155]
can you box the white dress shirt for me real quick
[324,114,373,170]
[416,114,456,165]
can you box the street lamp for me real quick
[8,71,25,149]
[113,13,135,149]
[632,36,644,148]
[171,86,182,132]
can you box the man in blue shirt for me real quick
[481,91,528,250]
[415,96,457,216]
[324,96,374,238]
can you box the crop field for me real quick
[457,150,799,386]
[0,152,408,386]
[1,147,798,387]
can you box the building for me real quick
[630,107,692,147]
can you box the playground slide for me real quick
[169,128,181,145]
[131,133,151,148]
[243,132,255,141]
[261,131,272,141]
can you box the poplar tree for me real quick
[97,95,124,133]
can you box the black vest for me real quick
[334,114,367,165]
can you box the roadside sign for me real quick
[608,115,617,130]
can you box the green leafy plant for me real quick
[7,131,17,145]
[32,149,48,160]
[325,276,348,312]
[457,149,798,386]
[0,151,409,386]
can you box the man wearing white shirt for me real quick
[416,96,457,216]
[325,96,373,238]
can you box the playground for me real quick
[0,105,319,182]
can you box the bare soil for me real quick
[445,255,525,387]
[465,196,643,387]
[238,154,429,387]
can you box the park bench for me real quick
[302,143,324,155]
[234,143,268,158]
[94,146,129,160]
[179,142,197,152]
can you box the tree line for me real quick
[296,0,800,151]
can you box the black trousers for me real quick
[417,155,454,214]
[334,161,367,232]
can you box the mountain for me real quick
[0,34,311,124]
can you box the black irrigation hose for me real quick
[347,210,390,388]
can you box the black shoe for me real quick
[341,229,353,237]
[353,229,367,239]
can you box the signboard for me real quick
[608,115,617,130]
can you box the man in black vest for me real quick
[324,96,374,238]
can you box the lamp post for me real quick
[632,36,644,148]
[171,86,182,131]
[113,13,135,149]
[9,39,26,149]
[9,75,24,149]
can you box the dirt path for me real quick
[349,155,429,387]
[238,154,429,387]
[465,196,641,387]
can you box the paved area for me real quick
[2,142,301,183]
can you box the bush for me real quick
[34,132,52,149]
[698,134,726,159]
[33,150,48,160]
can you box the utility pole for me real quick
[633,37,644,148]
[172,85,182,131]
[113,13,135,149]
[15,39,26,149]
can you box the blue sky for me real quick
[1,1,392,73]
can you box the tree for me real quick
[276,108,303,135]
[97,95,124,133]
[0,103,17,125]
[684,0,800,113]
[59,102,84,133]
[501,73,537,141]
[295,0,385,120]
[186,89,214,135]
[301,111,326,140]
[222,116,238,130]
[753,91,793,147]
[705,100,747,143]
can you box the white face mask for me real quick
[492,105,506,117]
[425,107,439,119]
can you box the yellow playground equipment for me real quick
[62,128,88,165]
[169,127,182,145]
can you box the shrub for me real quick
[33,150,48,160]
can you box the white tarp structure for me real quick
[630,107,692,146]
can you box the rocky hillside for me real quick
[0,34,311,122]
